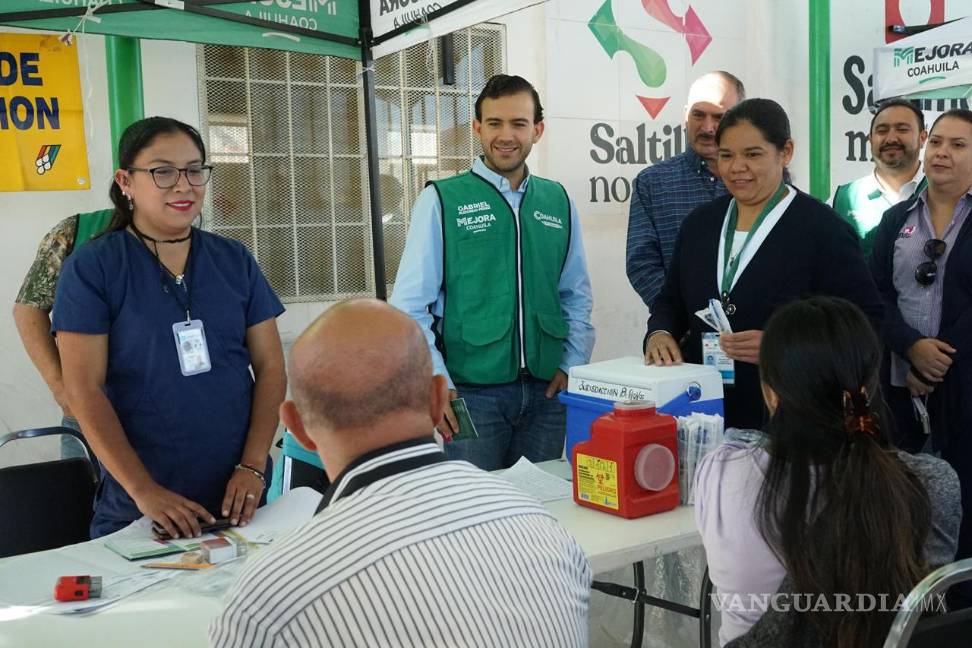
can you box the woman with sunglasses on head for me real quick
[869,108,972,604]
[696,297,959,648]
[53,117,286,539]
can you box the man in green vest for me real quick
[832,99,927,256]
[13,209,114,458]
[390,75,594,471]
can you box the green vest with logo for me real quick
[832,176,926,257]
[431,171,571,384]
[72,209,114,254]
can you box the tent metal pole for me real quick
[359,11,388,300]
[105,36,144,168]
[809,0,830,200]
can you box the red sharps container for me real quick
[572,400,679,518]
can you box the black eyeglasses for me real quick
[915,238,947,286]
[127,165,213,189]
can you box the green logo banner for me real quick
[893,47,914,67]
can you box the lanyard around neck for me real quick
[721,183,788,294]
[131,226,195,321]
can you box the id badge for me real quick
[172,319,212,376]
[702,332,735,385]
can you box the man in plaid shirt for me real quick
[626,71,745,308]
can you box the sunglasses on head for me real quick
[915,238,947,286]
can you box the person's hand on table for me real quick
[132,482,214,539]
[222,466,265,527]
[438,389,459,442]
[719,330,763,364]
[906,338,955,382]
[645,332,683,366]
[906,371,936,397]
[545,369,568,398]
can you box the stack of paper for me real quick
[497,457,573,503]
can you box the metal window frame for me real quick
[197,23,505,303]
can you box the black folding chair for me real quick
[0,426,99,558]
[883,558,972,647]
[700,567,713,648]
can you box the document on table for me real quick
[231,486,322,544]
[49,571,178,615]
[104,530,226,560]
[116,486,322,548]
[0,487,322,617]
[498,457,573,503]
[0,551,176,615]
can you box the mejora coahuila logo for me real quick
[456,204,496,232]
[893,40,971,81]
[893,47,914,66]
[378,0,442,29]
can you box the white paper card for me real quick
[497,457,573,503]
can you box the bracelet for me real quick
[235,463,266,488]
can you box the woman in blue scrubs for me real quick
[54,117,287,539]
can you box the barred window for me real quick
[197,25,505,303]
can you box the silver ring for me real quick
[245,493,255,500]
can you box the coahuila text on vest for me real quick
[533,210,563,229]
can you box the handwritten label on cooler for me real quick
[572,378,654,402]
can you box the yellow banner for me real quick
[0,33,90,192]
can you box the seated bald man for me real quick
[209,299,592,648]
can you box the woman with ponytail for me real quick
[52,117,286,539]
[695,296,960,647]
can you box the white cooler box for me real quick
[559,357,724,462]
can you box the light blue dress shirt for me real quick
[390,157,595,388]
